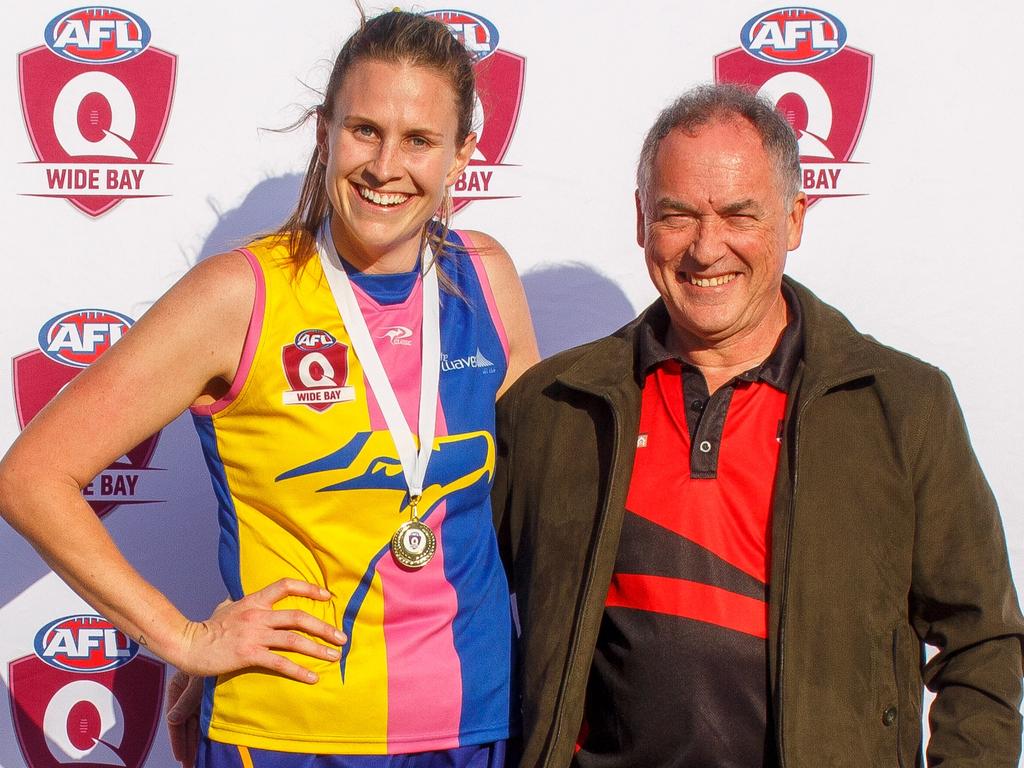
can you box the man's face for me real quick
[636,117,806,352]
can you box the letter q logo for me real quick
[52,71,137,158]
[43,680,125,765]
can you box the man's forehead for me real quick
[649,118,780,200]
[655,117,769,167]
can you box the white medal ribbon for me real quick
[316,222,440,503]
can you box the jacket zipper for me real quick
[775,384,828,768]
[544,392,620,768]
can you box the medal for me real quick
[390,496,437,569]
[317,222,442,571]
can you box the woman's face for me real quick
[317,58,476,272]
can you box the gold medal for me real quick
[391,496,436,569]
[391,518,437,569]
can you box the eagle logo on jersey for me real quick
[275,429,495,678]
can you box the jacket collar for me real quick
[555,275,884,400]
[783,276,884,395]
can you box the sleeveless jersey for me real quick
[189,232,513,754]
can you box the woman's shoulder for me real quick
[449,229,518,286]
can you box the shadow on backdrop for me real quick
[198,173,303,262]
[522,262,636,359]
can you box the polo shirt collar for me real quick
[637,282,804,392]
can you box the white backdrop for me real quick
[1,2,1022,766]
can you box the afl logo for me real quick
[427,10,499,61]
[740,7,846,65]
[295,329,337,351]
[33,615,139,673]
[44,6,151,64]
[38,309,133,368]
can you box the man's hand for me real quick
[166,670,203,768]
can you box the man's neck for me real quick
[667,295,790,393]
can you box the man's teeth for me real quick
[689,273,737,287]
[359,187,409,206]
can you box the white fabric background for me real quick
[1,2,1021,765]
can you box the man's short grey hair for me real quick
[636,83,801,209]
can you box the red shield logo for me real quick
[18,43,176,217]
[427,10,525,212]
[715,31,872,204]
[12,347,161,520]
[282,340,355,412]
[9,653,164,768]
[454,49,525,212]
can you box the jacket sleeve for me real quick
[908,369,1024,766]
[492,383,520,583]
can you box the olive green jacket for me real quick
[494,277,1024,768]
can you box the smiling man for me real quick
[493,84,1024,768]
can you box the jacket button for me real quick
[699,440,712,453]
[882,707,897,726]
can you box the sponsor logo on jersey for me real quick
[38,308,133,367]
[33,615,138,673]
[10,616,163,768]
[12,309,164,518]
[715,7,872,204]
[441,348,497,374]
[282,329,355,410]
[17,7,176,217]
[427,10,524,212]
[381,326,413,346]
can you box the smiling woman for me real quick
[0,8,537,768]
[318,59,475,273]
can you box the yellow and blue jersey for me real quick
[189,232,512,754]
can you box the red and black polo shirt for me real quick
[575,287,802,768]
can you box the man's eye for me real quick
[409,136,429,148]
[354,125,375,138]
[663,213,695,224]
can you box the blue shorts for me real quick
[197,740,507,768]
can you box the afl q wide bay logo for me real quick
[9,614,164,768]
[11,309,166,518]
[17,7,176,217]
[426,10,524,212]
[282,328,356,411]
[715,7,873,204]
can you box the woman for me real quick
[0,9,537,768]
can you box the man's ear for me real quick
[787,191,807,251]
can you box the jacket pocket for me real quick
[890,623,924,768]
[889,627,906,768]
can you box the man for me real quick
[493,84,1024,767]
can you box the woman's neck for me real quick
[328,218,422,275]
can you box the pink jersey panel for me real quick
[459,232,510,361]
[377,502,462,749]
